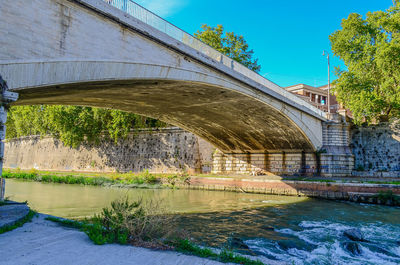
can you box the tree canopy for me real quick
[6,105,165,148]
[329,0,400,124]
[194,24,261,72]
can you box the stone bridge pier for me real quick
[212,116,354,177]
[0,76,18,200]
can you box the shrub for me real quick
[84,197,178,246]
[355,164,365,171]
[141,170,158,184]
[376,190,400,205]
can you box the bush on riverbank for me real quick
[47,197,179,247]
[85,197,179,246]
[47,197,266,265]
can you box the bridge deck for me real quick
[95,0,326,120]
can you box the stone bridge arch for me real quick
[1,60,321,153]
[0,0,355,177]
[0,0,324,153]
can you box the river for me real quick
[5,178,400,265]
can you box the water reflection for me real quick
[5,179,306,218]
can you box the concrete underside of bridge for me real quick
[14,79,315,153]
[0,0,354,176]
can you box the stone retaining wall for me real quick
[4,128,215,174]
[351,120,400,177]
[5,120,400,178]
[185,176,400,206]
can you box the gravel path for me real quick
[0,214,231,265]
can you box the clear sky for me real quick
[135,0,394,87]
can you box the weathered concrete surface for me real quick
[4,128,215,173]
[0,0,324,153]
[0,203,29,228]
[0,214,273,265]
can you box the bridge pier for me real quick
[212,151,318,176]
[212,117,354,177]
[319,118,354,177]
[0,75,18,201]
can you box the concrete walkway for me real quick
[0,214,236,265]
[0,202,29,228]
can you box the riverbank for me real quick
[4,180,400,264]
[0,198,269,265]
[3,169,400,206]
[0,213,258,265]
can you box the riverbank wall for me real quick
[183,176,400,206]
[3,121,400,178]
[4,128,215,174]
[351,120,400,177]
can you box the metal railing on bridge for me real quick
[103,0,325,117]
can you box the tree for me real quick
[194,24,261,72]
[6,105,166,148]
[329,1,400,124]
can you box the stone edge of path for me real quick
[0,201,30,229]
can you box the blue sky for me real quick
[135,0,393,87]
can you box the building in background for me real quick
[284,84,339,113]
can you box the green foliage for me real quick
[376,190,400,204]
[6,105,166,147]
[0,210,36,234]
[355,164,365,171]
[194,24,261,72]
[173,239,265,265]
[3,169,195,190]
[1,170,164,187]
[45,216,85,230]
[329,1,400,124]
[49,197,179,246]
[174,239,218,258]
[47,211,265,265]
[87,198,143,244]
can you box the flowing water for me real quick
[5,178,400,265]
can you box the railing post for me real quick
[122,0,127,11]
[0,75,18,201]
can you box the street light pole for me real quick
[323,50,331,114]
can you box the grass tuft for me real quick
[173,239,265,265]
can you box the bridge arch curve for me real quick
[0,0,324,153]
[1,60,321,152]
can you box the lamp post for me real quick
[322,50,331,114]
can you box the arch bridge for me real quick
[0,0,353,176]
